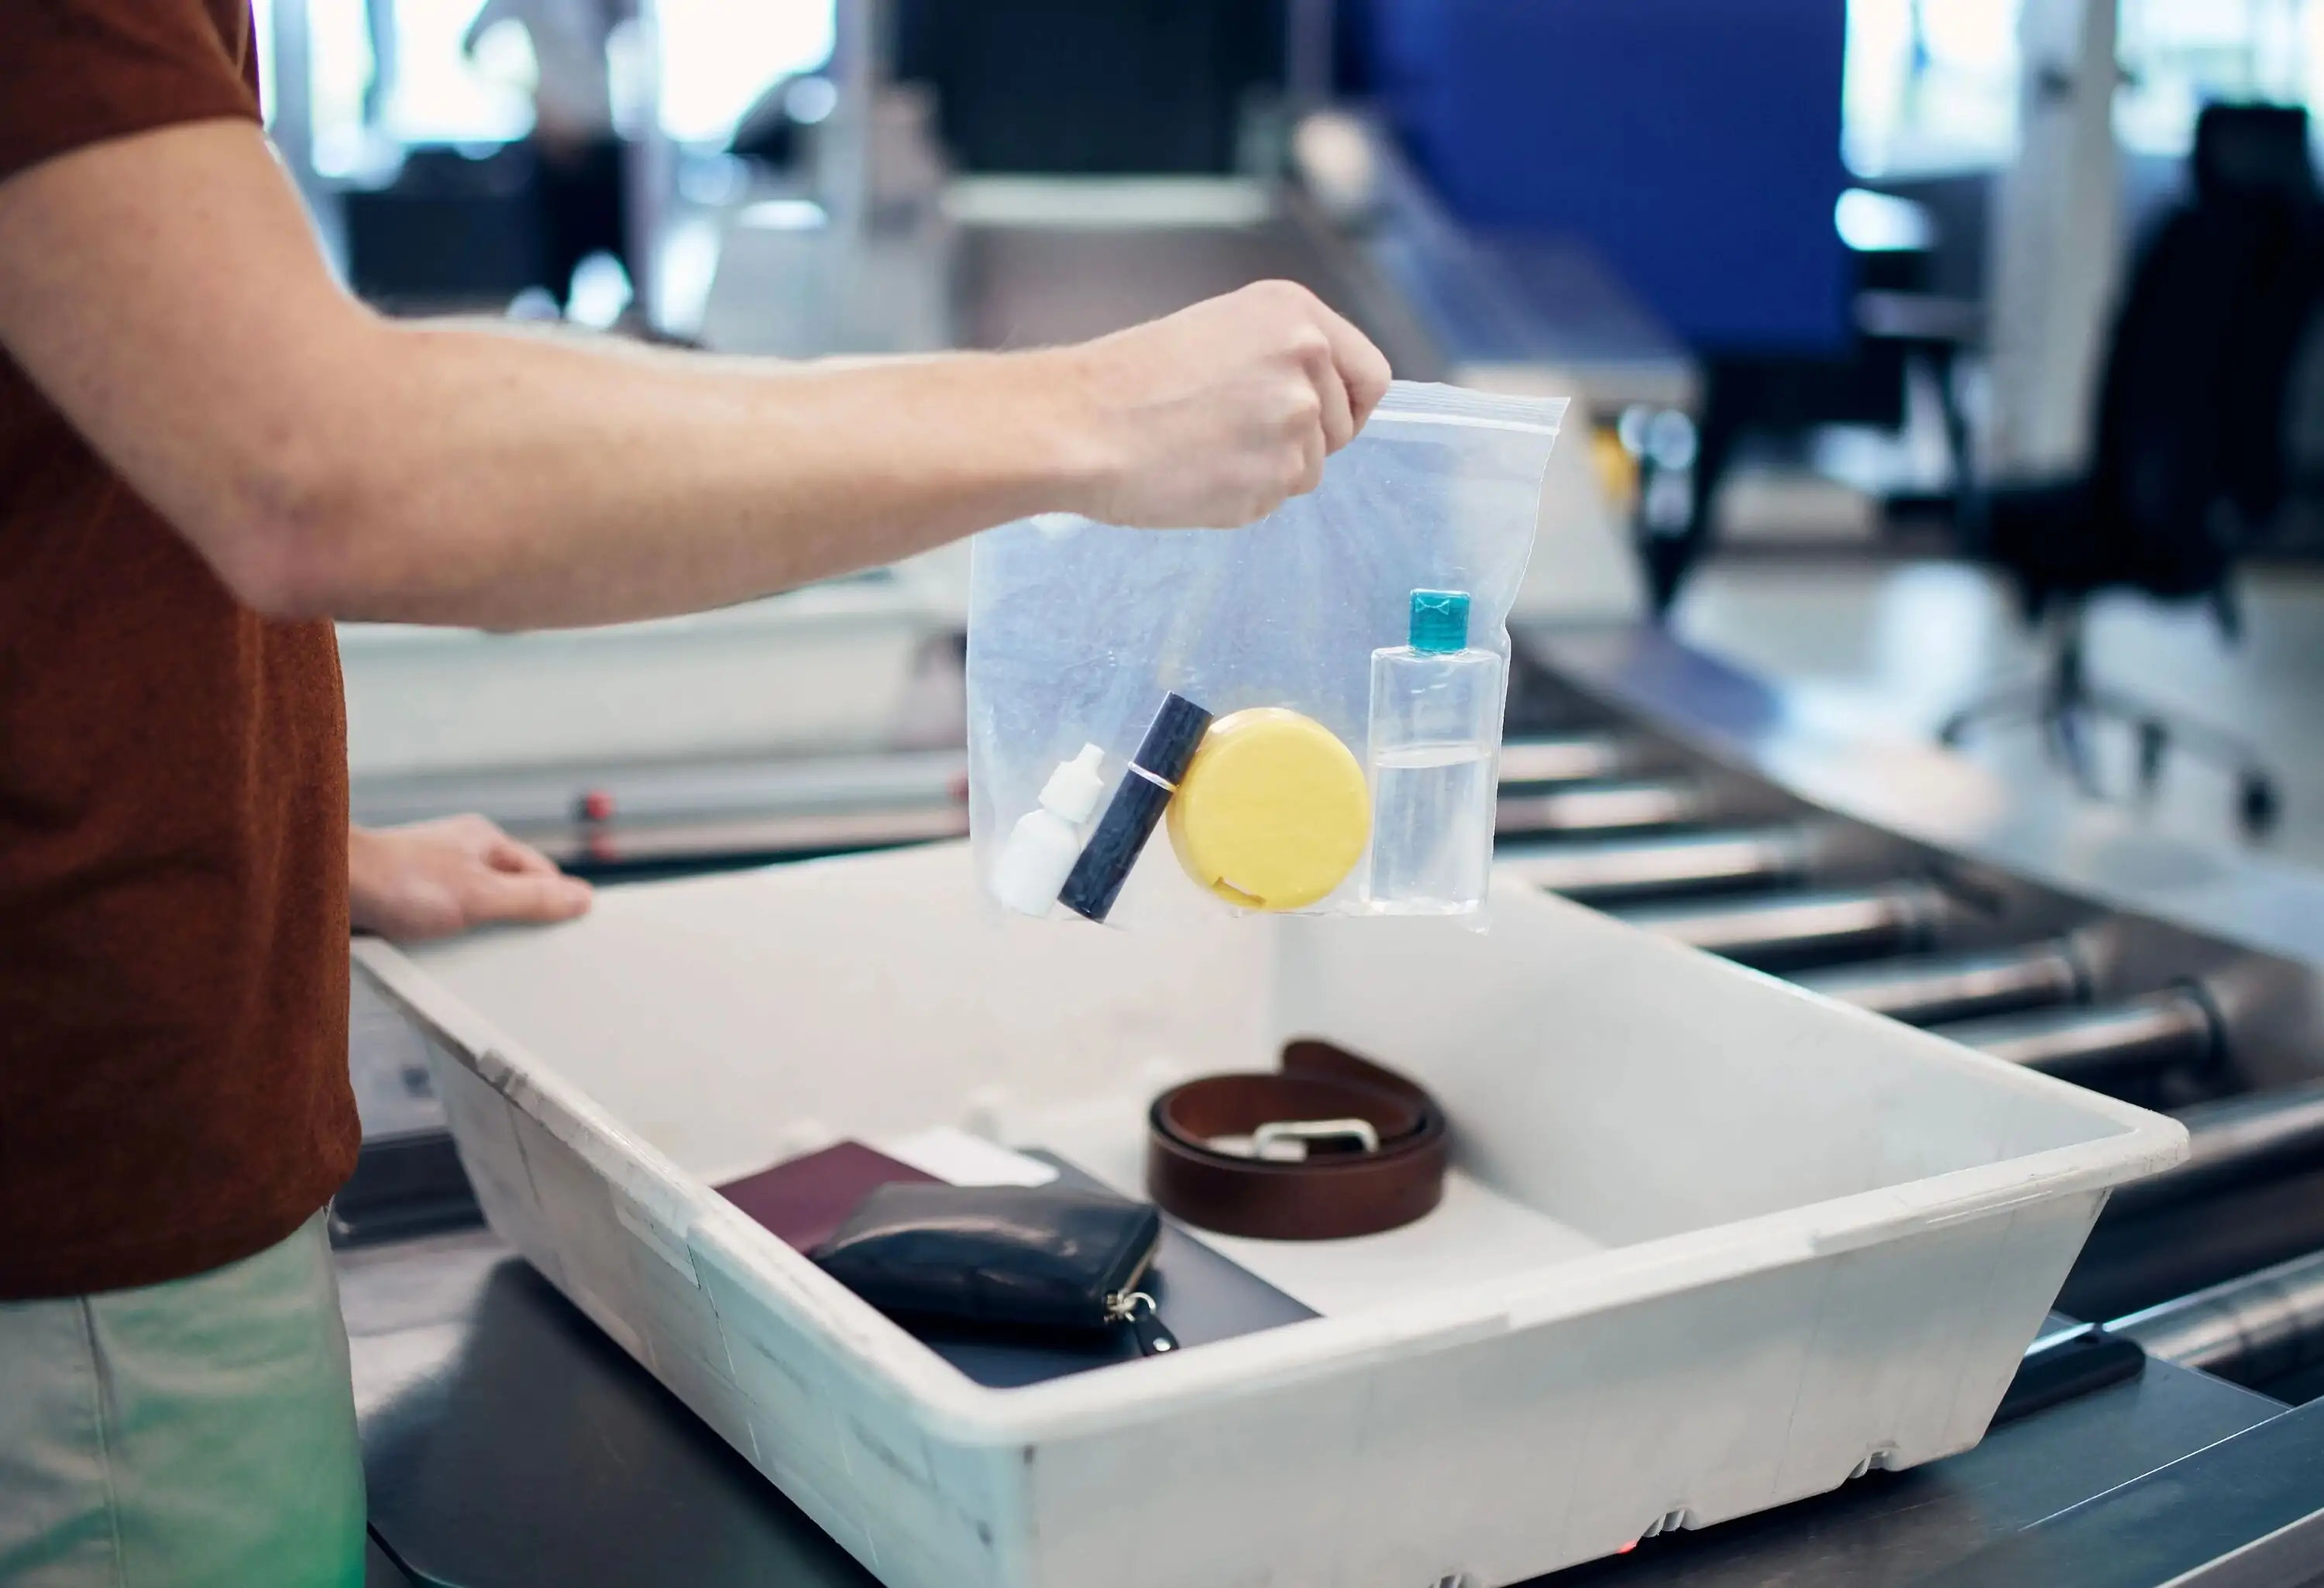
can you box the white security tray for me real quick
[356,841,2185,1588]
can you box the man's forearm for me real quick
[290,323,1093,627]
[0,117,1098,630]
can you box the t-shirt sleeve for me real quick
[0,0,260,188]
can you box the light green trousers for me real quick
[0,1212,366,1588]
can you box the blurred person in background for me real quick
[464,0,636,310]
[0,2,1391,1583]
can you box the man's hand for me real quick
[349,816,593,942]
[1058,281,1395,529]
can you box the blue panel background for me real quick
[1364,0,1852,353]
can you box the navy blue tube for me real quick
[1058,693,1212,923]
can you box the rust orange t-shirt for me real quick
[0,0,359,1298]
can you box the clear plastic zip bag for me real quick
[968,381,1566,930]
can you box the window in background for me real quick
[307,0,380,174]
[2117,0,2319,153]
[655,0,832,146]
[1844,0,2023,178]
[301,0,828,176]
[383,0,535,143]
[305,0,531,175]
[254,0,278,123]
[1848,0,2324,179]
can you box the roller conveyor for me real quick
[2061,1081,2324,1318]
[2067,1170,2324,1326]
[1497,732,1648,788]
[1500,825,1817,903]
[1799,941,2089,1026]
[2113,1247,2324,1387]
[2109,1078,2324,1221]
[1939,988,2221,1085]
[1616,882,1954,970]
[1495,776,1706,837]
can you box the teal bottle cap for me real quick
[1408,589,1471,654]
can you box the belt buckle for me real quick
[1248,1117,1382,1164]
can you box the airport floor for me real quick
[1671,558,2324,875]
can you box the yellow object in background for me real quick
[1591,424,1640,513]
[1167,708,1370,911]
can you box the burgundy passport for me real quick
[713,1142,939,1253]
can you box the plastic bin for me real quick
[355,842,2185,1588]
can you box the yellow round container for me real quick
[1166,707,1370,911]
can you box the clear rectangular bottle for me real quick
[1363,589,1504,915]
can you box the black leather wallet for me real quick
[812,1183,1180,1357]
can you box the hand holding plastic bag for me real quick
[970,380,1566,930]
[1059,281,1393,528]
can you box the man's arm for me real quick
[0,120,1390,630]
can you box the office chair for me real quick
[1941,105,2324,837]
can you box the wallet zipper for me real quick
[1105,1290,1179,1356]
[1104,1246,1179,1356]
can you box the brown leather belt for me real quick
[1145,1040,1449,1240]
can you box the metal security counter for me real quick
[344,1229,2308,1588]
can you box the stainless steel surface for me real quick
[353,748,968,870]
[1617,883,1953,970]
[1910,1395,2324,1588]
[1496,778,1707,837]
[2114,1248,2324,1385]
[1500,826,1817,903]
[366,1536,411,1586]
[2113,1079,2324,1221]
[352,747,965,832]
[951,187,1447,381]
[1497,733,1648,788]
[342,1228,2289,1588]
[1938,989,2219,1084]
[343,1231,882,1588]
[1800,942,2089,1027]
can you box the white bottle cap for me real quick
[1038,744,1107,823]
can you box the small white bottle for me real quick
[991,744,1108,916]
[1363,590,1505,915]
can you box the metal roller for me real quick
[1800,941,2089,1027]
[1934,987,2218,1084]
[2109,1076,2324,1220]
[1496,778,1706,838]
[2111,1246,2324,1386]
[1497,734,1646,789]
[1499,826,1815,904]
[1616,882,1953,970]
[2061,1163,2324,1322]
